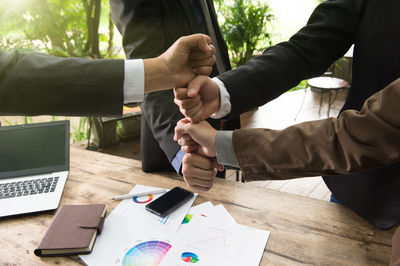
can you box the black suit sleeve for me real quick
[219,0,360,120]
[110,0,166,58]
[111,0,186,168]
[0,49,124,116]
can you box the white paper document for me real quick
[80,185,270,266]
[162,202,270,266]
[80,185,197,266]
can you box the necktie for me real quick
[198,0,227,74]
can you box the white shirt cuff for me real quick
[123,59,144,104]
[210,77,231,119]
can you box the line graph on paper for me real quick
[186,227,243,258]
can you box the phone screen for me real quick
[145,187,194,217]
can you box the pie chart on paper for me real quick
[181,252,199,263]
[132,194,154,204]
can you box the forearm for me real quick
[0,50,124,116]
[233,78,400,181]
[219,0,360,119]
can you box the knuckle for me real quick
[210,56,216,64]
[182,168,189,176]
[180,109,188,117]
[181,100,191,109]
[207,172,215,179]
[182,154,191,164]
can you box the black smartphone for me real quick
[145,186,194,217]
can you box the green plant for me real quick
[215,0,274,67]
[0,0,116,58]
[289,80,308,91]
[23,116,33,124]
[0,0,117,143]
[70,117,90,143]
[0,117,13,126]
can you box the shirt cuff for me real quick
[216,130,239,168]
[123,59,144,104]
[210,77,231,119]
[171,149,185,176]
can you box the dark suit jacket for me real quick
[111,0,239,172]
[218,0,400,229]
[0,49,124,116]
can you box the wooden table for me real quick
[0,147,394,265]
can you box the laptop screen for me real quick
[0,120,70,179]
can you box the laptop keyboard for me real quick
[0,177,59,199]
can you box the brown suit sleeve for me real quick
[233,78,400,181]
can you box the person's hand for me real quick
[181,152,220,192]
[163,34,216,78]
[161,33,216,87]
[175,118,223,192]
[174,118,218,157]
[174,75,221,123]
[144,34,216,92]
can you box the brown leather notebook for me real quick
[34,204,106,257]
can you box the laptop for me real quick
[0,120,69,217]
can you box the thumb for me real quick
[174,118,191,141]
[187,75,207,97]
[211,157,224,171]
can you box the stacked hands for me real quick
[155,33,224,192]
[174,76,223,192]
[154,34,224,192]
[140,33,222,192]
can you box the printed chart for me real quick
[181,252,200,263]
[182,214,193,224]
[160,202,269,266]
[80,186,268,266]
[121,240,172,266]
[132,195,153,204]
[80,185,197,266]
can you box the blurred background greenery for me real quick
[0,0,122,58]
[0,0,320,143]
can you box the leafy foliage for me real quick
[0,0,121,142]
[0,0,116,58]
[215,0,274,67]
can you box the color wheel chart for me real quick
[121,240,172,266]
[181,252,200,263]
[132,194,154,204]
